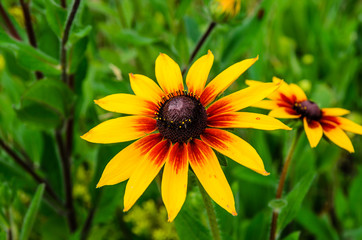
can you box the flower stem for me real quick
[182,21,217,75]
[269,128,302,240]
[61,0,81,85]
[57,0,81,233]
[19,0,44,80]
[0,2,21,40]
[198,181,221,240]
[0,139,63,208]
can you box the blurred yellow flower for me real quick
[217,0,241,17]
[9,6,25,27]
[0,55,5,71]
[211,0,241,21]
[247,78,362,152]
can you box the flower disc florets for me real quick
[293,100,322,120]
[156,92,207,143]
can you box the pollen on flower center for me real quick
[293,100,322,120]
[156,93,207,143]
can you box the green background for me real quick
[0,0,361,239]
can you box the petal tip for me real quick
[262,171,270,176]
[232,211,237,216]
[348,147,355,153]
[167,215,175,222]
[129,73,135,78]
[80,133,88,140]
[254,55,259,61]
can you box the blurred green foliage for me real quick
[0,0,361,239]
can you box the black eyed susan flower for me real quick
[247,77,362,153]
[81,51,291,221]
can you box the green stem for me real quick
[198,181,221,240]
[269,128,302,240]
[182,21,217,76]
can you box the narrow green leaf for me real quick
[244,211,271,240]
[44,0,67,38]
[282,231,300,240]
[19,184,45,240]
[296,209,339,240]
[0,210,9,230]
[277,171,316,234]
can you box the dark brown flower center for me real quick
[293,100,322,120]
[156,94,207,143]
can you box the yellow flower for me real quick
[216,0,241,17]
[81,51,290,221]
[247,77,362,152]
[0,55,5,71]
[211,0,241,21]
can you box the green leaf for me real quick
[0,32,60,75]
[0,210,9,230]
[39,133,63,199]
[16,79,74,129]
[17,45,61,75]
[174,209,212,240]
[282,231,300,240]
[68,25,92,46]
[68,36,89,73]
[116,29,156,46]
[44,0,67,38]
[277,171,316,235]
[296,209,338,240]
[174,183,212,240]
[244,210,271,240]
[19,184,45,240]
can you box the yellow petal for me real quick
[129,73,164,103]
[155,53,184,94]
[245,79,262,86]
[322,121,354,153]
[269,107,300,119]
[207,81,281,116]
[187,139,236,216]
[303,118,323,148]
[269,77,295,102]
[289,84,307,101]
[251,100,278,110]
[94,93,157,116]
[81,116,156,144]
[207,112,291,130]
[124,140,171,211]
[162,143,188,222]
[321,108,350,117]
[186,50,214,97]
[201,128,269,176]
[200,56,259,106]
[335,117,362,135]
[97,134,163,187]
